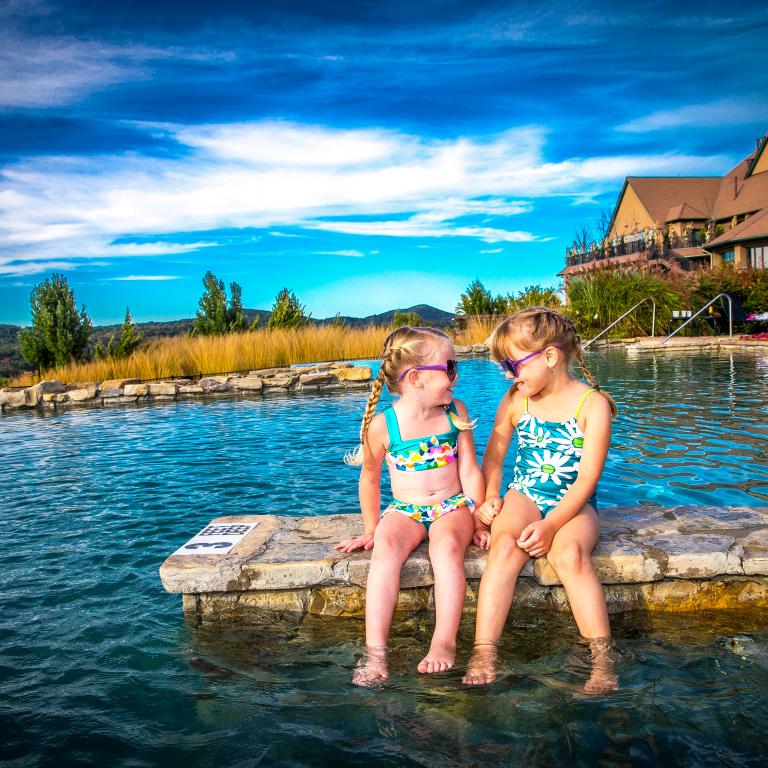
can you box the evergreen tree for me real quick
[268,288,308,329]
[96,308,144,360]
[18,274,92,370]
[456,279,503,316]
[193,271,249,335]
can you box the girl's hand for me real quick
[335,532,375,553]
[517,519,554,558]
[476,496,503,526]
[473,525,491,550]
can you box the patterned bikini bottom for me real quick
[382,491,475,530]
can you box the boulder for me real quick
[67,386,98,402]
[332,366,371,382]
[232,376,264,391]
[124,383,150,396]
[148,382,178,397]
[298,373,335,386]
[0,390,27,408]
[199,377,231,393]
[99,378,140,390]
[24,379,65,406]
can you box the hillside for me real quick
[0,305,454,380]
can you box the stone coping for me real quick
[160,506,768,620]
[0,362,373,412]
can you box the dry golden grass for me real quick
[11,318,501,387]
[453,315,501,347]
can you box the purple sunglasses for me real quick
[397,359,458,382]
[499,346,560,377]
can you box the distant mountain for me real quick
[0,305,455,380]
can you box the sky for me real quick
[1,0,767,325]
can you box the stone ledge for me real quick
[159,506,768,619]
[1,363,373,412]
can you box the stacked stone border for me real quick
[160,506,768,624]
[3,337,766,412]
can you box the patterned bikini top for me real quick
[383,402,460,472]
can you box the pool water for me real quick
[2,350,768,766]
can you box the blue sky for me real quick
[1,0,767,324]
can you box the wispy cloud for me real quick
[0,260,80,277]
[107,274,181,281]
[315,249,365,257]
[0,121,732,271]
[617,99,768,132]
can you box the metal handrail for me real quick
[583,298,657,349]
[660,293,733,345]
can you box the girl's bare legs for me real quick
[546,505,616,692]
[417,507,475,674]
[353,512,426,686]
[463,491,541,685]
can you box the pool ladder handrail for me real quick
[661,293,733,345]
[583,298,656,350]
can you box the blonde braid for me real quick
[575,347,618,417]
[343,354,389,466]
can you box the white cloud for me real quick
[315,250,365,258]
[107,275,181,281]
[0,260,79,276]
[480,248,503,253]
[617,99,768,132]
[0,121,733,272]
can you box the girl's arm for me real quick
[476,391,517,525]
[336,414,387,553]
[517,394,612,558]
[453,398,485,505]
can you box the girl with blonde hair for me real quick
[337,326,486,686]
[463,307,618,691]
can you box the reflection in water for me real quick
[184,609,768,767]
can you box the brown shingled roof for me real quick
[665,202,708,222]
[705,208,768,250]
[627,177,721,223]
[712,146,768,220]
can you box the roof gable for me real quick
[627,177,720,224]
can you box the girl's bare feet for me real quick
[352,646,389,687]
[583,637,619,694]
[417,639,456,674]
[462,640,499,685]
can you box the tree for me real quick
[501,285,563,314]
[392,310,423,327]
[193,271,251,335]
[96,308,144,360]
[18,273,92,371]
[456,279,503,316]
[268,288,309,329]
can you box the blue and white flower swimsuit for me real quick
[508,388,598,516]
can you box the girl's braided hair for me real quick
[344,325,475,466]
[489,307,618,416]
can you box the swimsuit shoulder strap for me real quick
[445,401,460,434]
[574,388,596,419]
[523,397,529,413]
[383,405,402,446]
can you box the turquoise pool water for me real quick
[2,350,768,766]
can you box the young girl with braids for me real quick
[336,326,486,686]
[463,307,618,692]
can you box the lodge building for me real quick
[561,134,768,279]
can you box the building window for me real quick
[750,246,767,269]
[723,249,735,263]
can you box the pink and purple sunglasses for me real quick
[499,346,560,377]
[397,359,458,382]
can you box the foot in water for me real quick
[462,641,498,685]
[583,637,619,694]
[352,646,389,687]
[417,639,456,674]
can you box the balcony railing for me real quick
[565,231,707,269]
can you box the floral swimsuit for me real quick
[508,388,598,516]
[382,402,474,530]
